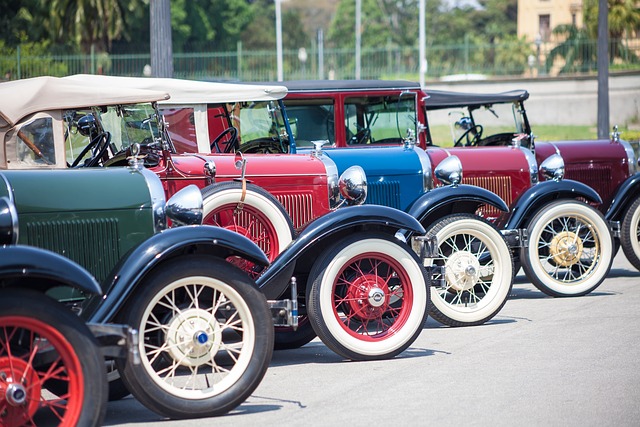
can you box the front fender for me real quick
[504,179,603,230]
[86,225,268,323]
[405,184,508,232]
[0,246,101,295]
[606,172,640,221]
[256,205,425,299]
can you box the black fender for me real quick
[86,225,269,323]
[256,204,425,300]
[403,184,508,234]
[0,246,101,295]
[605,172,640,221]
[503,179,603,230]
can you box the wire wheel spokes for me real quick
[139,277,255,399]
[435,232,495,306]
[537,214,600,283]
[333,254,412,340]
[0,317,83,426]
[205,203,277,278]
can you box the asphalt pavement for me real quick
[104,251,640,427]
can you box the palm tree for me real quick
[545,24,597,74]
[49,0,141,53]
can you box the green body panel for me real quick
[0,168,158,286]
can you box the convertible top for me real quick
[0,76,169,128]
[64,75,288,104]
[278,80,422,93]
[423,89,530,110]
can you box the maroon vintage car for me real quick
[279,80,619,299]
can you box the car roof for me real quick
[423,89,530,109]
[64,75,288,104]
[278,79,422,93]
[0,76,169,129]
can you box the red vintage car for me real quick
[63,74,518,332]
[279,80,617,299]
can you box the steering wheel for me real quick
[454,124,483,147]
[71,132,111,167]
[349,128,371,145]
[210,127,239,153]
[237,138,287,154]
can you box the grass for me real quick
[428,124,640,147]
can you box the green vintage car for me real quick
[0,77,275,419]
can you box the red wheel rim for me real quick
[331,252,413,341]
[204,202,280,278]
[0,316,84,427]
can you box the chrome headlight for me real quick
[166,185,203,226]
[339,165,367,205]
[0,196,18,245]
[434,155,463,186]
[540,153,565,181]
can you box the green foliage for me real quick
[0,40,68,79]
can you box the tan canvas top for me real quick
[0,76,170,128]
[63,74,288,105]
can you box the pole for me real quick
[275,0,283,81]
[597,0,609,138]
[150,0,173,78]
[419,0,426,88]
[318,29,324,80]
[355,0,361,80]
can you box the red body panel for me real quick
[150,152,332,230]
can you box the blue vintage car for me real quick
[280,79,613,302]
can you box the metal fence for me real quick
[1,38,639,82]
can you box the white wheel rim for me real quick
[527,203,612,294]
[629,202,640,260]
[138,276,256,399]
[427,219,512,323]
[317,239,427,357]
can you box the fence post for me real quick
[16,45,21,79]
[91,44,96,74]
[237,41,242,80]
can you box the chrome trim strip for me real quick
[138,167,167,232]
[414,147,433,191]
[518,146,539,185]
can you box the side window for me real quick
[284,100,334,146]
[161,107,199,153]
[345,95,417,145]
[16,117,56,166]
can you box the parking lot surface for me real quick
[105,251,640,427]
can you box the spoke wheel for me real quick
[0,290,106,427]
[423,214,513,327]
[202,181,295,279]
[117,257,273,419]
[522,200,614,296]
[308,233,429,360]
[621,197,640,271]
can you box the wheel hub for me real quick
[444,250,481,291]
[549,231,583,267]
[0,357,41,425]
[346,274,390,320]
[165,308,222,367]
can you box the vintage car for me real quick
[279,80,615,299]
[422,88,640,274]
[0,197,135,426]
[1,76,434,372]
[58,74,520,332]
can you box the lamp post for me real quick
[534,33,542,77]
[355,0,361,80]
[275,0,283,81]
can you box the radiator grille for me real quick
[366,180,402,210]
[25,219,120,283]
[275,193,314,230]
[565,164,613,200]
[463,176,512,218]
